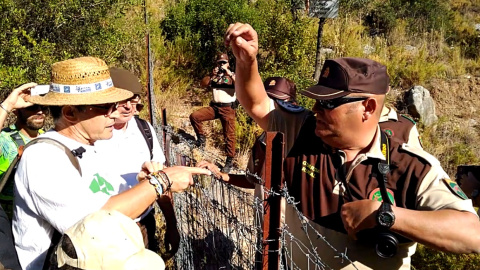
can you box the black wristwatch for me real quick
[376,202,395,228]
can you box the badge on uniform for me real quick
[368,188,396,206]
[443,178,468,200]
[383,129,394,138]
[275,100,305,113]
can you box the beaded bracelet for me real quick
[148,175,164,197]
[152,170,172,192]
[0,103,10,113]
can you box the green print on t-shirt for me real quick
[89,173,114,195]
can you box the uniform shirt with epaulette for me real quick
[268,109,476,270]
[379,106,422,149]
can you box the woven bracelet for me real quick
[148,175,164,197]
[0,103,10,113]
[156,170,172,192]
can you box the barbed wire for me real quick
[156,124,359,270]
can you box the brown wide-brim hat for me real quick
[28,57,133,106]
[302,57,390,100]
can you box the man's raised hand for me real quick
[224,23,258,66]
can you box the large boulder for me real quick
[406,86,438,126]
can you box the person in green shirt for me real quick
[0,83,47,219]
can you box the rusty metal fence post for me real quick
[262,131,284,270]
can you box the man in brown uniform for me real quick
[379,106,423,149]
[190,53,236,172]
[225,23,480,269]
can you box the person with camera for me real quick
[12,57,211,270]
[196,76,307,187]
[190,53,237,173]
[0,83,47,221]
[225,22,480,269]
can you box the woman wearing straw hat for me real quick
[12,57,211,270]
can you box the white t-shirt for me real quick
[212,87,236,103]
[13,131,123,270]
[95,117,166,192]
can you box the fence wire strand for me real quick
[156,123,358,270]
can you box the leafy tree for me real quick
[0,0,144,99]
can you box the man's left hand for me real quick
[341,199,381,239]
[137,161,164,181]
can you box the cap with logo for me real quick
[55,210,165,270]
[264,77,297,101]
[302,57,390,100]
[264,77,305,113]
[216,53,229,63]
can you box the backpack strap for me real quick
[134,116,154,160]
[26,138,82,176]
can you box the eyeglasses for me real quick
[24,105,49,112]
[89,103,118,116]
[313,97,369,110]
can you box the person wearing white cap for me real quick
[12,57,210,270]
[50,210,165,270]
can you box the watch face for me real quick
[379,213,394,227]
[377,203,395,228]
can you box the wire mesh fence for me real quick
[156,122,359,270]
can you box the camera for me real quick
[218,67,226,74]
[375,229,399,258]
[357,227,399,258]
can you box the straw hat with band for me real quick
[28,57,133,106]
[302,57,390,100]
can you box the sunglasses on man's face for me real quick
[313,97,369,110]
[24,105,49,112]
[89,103,118,116]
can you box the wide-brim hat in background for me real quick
[264,77,296,101]
[109,68,143,95]
[28,57,133,105]
[56,210,165,270]
[302,57,390,100]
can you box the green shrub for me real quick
[0,0,144,99]
[412,244,480,270]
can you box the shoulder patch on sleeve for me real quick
[400,114,416,125]
[443,178,468,200]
